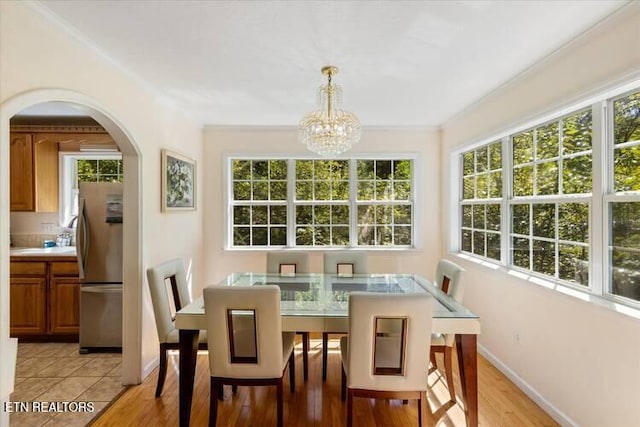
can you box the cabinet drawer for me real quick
[50,261,79,276]
[10,262,47,276]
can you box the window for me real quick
[228,157,416,249]
[607,90,640,301]
[460,141,502,261]
[457,85,640,305]
[59,153,123,226]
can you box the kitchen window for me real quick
[59,153,123,227]
[227,156,417,249]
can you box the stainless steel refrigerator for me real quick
[77,182,123,353]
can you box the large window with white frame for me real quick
[228,157,416,249]
[457,85,640,305]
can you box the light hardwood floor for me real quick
[92,337,558,426]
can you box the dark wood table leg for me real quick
[456,334,478,427]
[179,329,199,427]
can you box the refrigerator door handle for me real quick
[77,199,89,280]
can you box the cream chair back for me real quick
[435,259,465,302]
[323,251,368,275]
[346,292,433,391]
[146,258,191,344]
[266,252,310,274]
[204,285,285,379]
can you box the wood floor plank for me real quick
[92,338,559,426]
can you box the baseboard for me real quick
[478,344,577,427]
[142,356,159,380]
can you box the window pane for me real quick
[394,181,411,200]
[357,160,374,179]
[358,205,374,224]
[233,227,250,246]
[532,240,555,275]
[332,205,349,224]
[462,205,472,228]
[332,180,349,200]
[296,160,313,179]
[296,205,312,224]
[269,160,287,179]
[489,141,502,171]
[375,181,390,200]
[532,204,555,239]
[513,166,533,196]
[315,226,330,245]
[611,249,640,301]
[559,244,588,286]
[463,177,475,199]
[233,160,251,180]
[252,227,268,245]
[358,181,374,200]
[314,181,331,200]
[253,182,269,200]
[472,205,484,229]
[473,231,485,256]
[512,131,533,165]
[614,145,640,192]
[376,226,393,245]
[536,122,559,160]
[393,160,411,179]
[563,110,592,154]
[252,161,268,180]
[486,204,501,231]
[296,226,313,245]
[233,182,250,200]
[558,203,588,243]
[512,204,529,235]
[489,171,502,198]
[376,161,392,179]
[252,206,267,225]
[476,146,488,173]
[613,91,640,145]
[394,205,412,225]
[536,161,558,195]
[315,205,330,225]
[270,227,287,245]
[270,206,287,225]
[394,226,411,245]
[612,202,640,248]
[233,206,250,225]
[98,160,119,175]
[461,230,472,252]
[463,152,474,176]
[296,181,312,200]
[376,205,392,224]
[563,155,592,194]
[270,181,287,200]
[486,232,501,261]
[332,227,350,245]
[358,226,375,245]
[512,237,530,269]
[476,174,488,199]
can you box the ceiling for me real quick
[23,0,628,127]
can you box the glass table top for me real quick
[217,272,478,319]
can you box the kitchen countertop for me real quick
[10,246,77,261]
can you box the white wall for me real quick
[201,127,441,291]
[0,2,204,420]
[441,4,640,427]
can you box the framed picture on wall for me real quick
[161,149,196,211]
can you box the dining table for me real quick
[175,272,481,427]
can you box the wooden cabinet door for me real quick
[9,133,34,211]
[49,277,81,334]
[10,277,46,336]
[33,139,59,212]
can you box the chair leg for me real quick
[346,389,354,427]
[209,378,219,427]
[301,332,309,381]
[218,382,224,401]
[289,350,295,394]
[341,366,346,401]
[419,390,429,427]
[276,378,284,427]
[444,346,456,402]
[155,344,168,398]
[232,385,238,394]
[322,332,329,381]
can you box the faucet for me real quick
[67,215,79,229]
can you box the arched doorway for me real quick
[1,89,142,386]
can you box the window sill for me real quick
[452,252,640,321]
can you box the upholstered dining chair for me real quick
[429,259,465,402]
[322,251,368,381]
[266,251,310,381]
[146,258,207,397]
[340,292,434,427]
[203,285,296,427]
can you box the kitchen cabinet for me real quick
[10,257,80,339]
[9,132,59,212]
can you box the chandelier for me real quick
[299,66,361,157]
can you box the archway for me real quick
[1,89,143,386]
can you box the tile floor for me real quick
[9,342,125,427]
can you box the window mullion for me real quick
[591,101,606,296]
[350,159,358,247]
[287,159,296,247]
[502,135,511,266]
